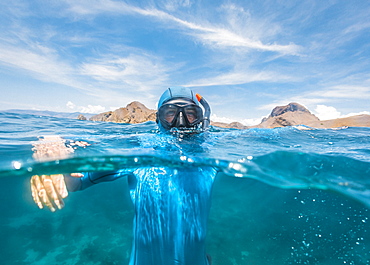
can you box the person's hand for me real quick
[30,136,86,212]
[30,174,68,212]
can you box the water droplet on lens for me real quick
[12,161,22,170]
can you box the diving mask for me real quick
[157,98,204,130]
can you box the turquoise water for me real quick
[1,110,370,264]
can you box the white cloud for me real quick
[211,114,236,124]
[66,101,76,109]
[314,105,370,121]
[80,105,106,113]
[314,105,341,120]
[211,113,262,126]
[66,101,105,113]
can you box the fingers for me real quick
[42,175,59,212]
[31,175,56,212]
[30,175,68,212]
[50,174,68,210]
[30,175,44,209]
[70,173,84,178]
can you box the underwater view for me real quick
[1,110,370,265]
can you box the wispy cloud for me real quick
[310,85,370,99]
[80,53,170,91]
[186,67,297,87]
[0,43,76,86]
[64,0,301,55]
[343,21,370,35]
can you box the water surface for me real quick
[1,111,369,264]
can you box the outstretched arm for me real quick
[31,170,134,212]
[30,173,85,212]
[30,135,134,211]
[71,170,134,191]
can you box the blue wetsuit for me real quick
[67,166,217,265]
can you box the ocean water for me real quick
[1,110,370,265]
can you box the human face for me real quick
[158,99,203,130]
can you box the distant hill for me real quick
[211,121,247,129]
[6,102,370,129]
[318,114,370,128]
[210,102,370,129]
[89,101,156,123]
[5,109,96,119]
[255,102,321,128]
[254,102,370,129]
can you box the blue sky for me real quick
[1,0,369,125]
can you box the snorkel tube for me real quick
[196,93,211,131]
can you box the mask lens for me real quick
[184,106,201,124]
[161,105,178,123]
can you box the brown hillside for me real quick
[90,101,156,123]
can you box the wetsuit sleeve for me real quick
[65,169,135,192]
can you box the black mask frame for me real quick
[157,102,203,130]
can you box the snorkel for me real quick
[196,93,211,131]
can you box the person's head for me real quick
[156,87,211,134]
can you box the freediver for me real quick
[30,87,216,265]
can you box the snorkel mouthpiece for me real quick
[196,93,211,131]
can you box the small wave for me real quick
[4,150,370,208]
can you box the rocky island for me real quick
[81,102,370,129]
[212,102,370,129]
[88,101,156,124]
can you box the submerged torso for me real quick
[128,166,217,265]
